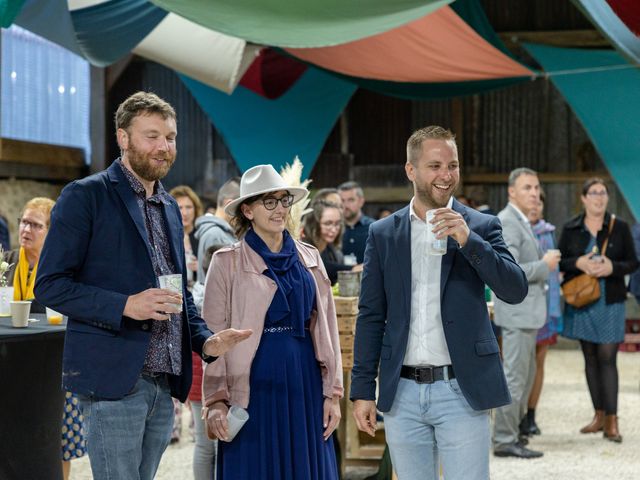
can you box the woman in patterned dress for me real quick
[559,178,638,443]
[521,193,562,436]
[4,198,87,478]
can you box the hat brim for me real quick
[225,186,309,217]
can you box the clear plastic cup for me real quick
[158,274,183,313]
[46,307,64,325]
[426,210,447,255]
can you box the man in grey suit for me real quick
[493,168,560,458]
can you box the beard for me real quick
[415,181,456,209]
[343,208,358,222]
[126,142,176,182]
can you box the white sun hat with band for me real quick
[225,164,309,217]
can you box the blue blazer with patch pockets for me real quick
[350,199,528,412]
[34,162,214,402]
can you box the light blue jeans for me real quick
[384,377,491,480]
[190,400,218,480]
[78,373,174,480]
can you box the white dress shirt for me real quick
[403,196,454,367]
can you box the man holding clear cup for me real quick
[351,126,527,479]
[35,92,251,480]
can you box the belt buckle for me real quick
[414,367,434,384]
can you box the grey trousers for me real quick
[493,326,538,448]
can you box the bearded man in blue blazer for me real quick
[35,92,251,480]
[351,126,527,480]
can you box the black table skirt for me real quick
[0,315,66,480]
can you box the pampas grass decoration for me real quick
[280,156,311,240]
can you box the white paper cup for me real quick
[158,274,183,313]
[221,406,249,442]
[10,300,31,328]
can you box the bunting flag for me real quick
[525,43,640,220]
[13,0,261,93]
[0,0,26,28]
[239,48,307,100]
[284,6,532,83]
[180,67,356,178]
[607,0,640,36]
[572,0,640,65]
[150,0,452,48]
[277,0,535,100]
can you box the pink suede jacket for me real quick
[202,238,343,409]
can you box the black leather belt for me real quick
[400,365,455,384]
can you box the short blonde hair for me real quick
[407,126,457,165]
[22,197,55,227]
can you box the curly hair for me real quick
[231,194,294,239]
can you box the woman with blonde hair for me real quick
[4,197,87,479]
[203,164,342,479]
[4,197,55,312]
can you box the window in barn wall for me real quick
[1,25,91,162]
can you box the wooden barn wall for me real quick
[107,61,239,200]
[479,0,593,31]
[311,77,635,226]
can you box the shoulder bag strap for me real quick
[601,214,616,256]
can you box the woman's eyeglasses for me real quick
[261,194,294,210]
[321,221,342,230]
[18,218,46,231]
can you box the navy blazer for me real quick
[34,162,213,402]
[351,200,527,412]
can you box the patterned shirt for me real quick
[118,159,182,375]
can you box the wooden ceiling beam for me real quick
[499,29,610,49]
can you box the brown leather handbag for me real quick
[561,215,615,308]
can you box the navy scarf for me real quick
[245,229,315,337]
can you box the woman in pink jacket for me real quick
[202,165,343,479]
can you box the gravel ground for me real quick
[70,345,640,479]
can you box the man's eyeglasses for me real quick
[260,194,294,210]
[18,218,46,231]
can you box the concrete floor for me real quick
[70,345,640,479]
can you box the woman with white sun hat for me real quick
[202,164,343,479]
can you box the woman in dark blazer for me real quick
[558,178,638,443]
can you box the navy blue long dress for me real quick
[217,230,338,479]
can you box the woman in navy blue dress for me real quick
[559,178,638,443]
[202,165,342,479]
